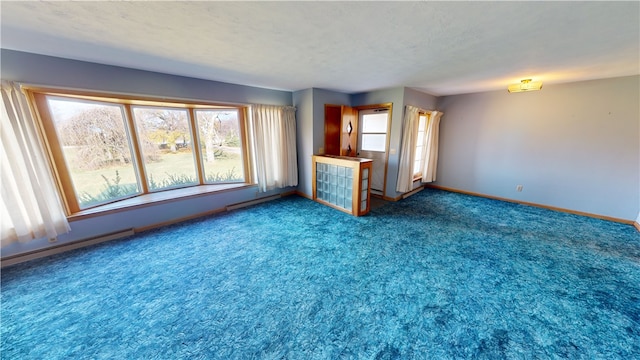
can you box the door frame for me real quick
[355,102,393,197]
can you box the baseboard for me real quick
[134,207,227,233]
[634,221,640,232]
[402,186,425,199]
[383,195,402,202]
[295,190,312,200]
[2,192,293,267]
[1,229,135,268]
[425,184,634,225]
[226,194,281,211]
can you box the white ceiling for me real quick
[1,1,638,96]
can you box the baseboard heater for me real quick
[3,195,285,268]
[1,229,134,268]
[226,194,281,211]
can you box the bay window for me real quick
[30,90,249,214]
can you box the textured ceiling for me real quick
[1,1,638,96]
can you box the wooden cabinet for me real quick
[324,104,358,157]
[312,155,372,216]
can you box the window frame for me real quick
[130,105,200,192]
[27,88,252,216]
[193,108,247,185]
[359,111,389,153]
[412,111,431,180]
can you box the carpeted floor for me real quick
[1,188,639,359]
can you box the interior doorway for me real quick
[357,108,390,195]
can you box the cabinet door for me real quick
[324,105,342,156]
[340,106,358,157]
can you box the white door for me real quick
[358,109,389,195]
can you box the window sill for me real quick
[68,183,254,221]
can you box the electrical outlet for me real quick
[516,185,523,192]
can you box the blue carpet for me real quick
[2,188,639,359]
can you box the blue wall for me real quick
[436,75,639,221]
[296,86,440,200]
[1,49,294,258]
[1,49,292,106]
[292,88,314,197]
[3,49,636,260]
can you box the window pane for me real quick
[414,115,428,177]
[46,97,141,209]
[361,113,388,133]
[194,110,245,183]
[361,134,386,152]
[418,115,427,130]
[132,107,198,191]
[414,144,424,174]
[413,160,422,175]
[416,131,425,146]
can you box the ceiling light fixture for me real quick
[508,79,543,93]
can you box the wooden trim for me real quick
[426,184,635,225]
[31,92,79,214]
[311,155,318,200]
[315,198,357,216]
[355,103,393,197]
[26,91,72,214]
[295,190,312,200]
[634,221,640,232]
[354,102,393,111]
[381,103,393,197]
[239,107,252,183]
[361,161,373,215]
[312,155,373,216]
[123,103,148,193]
[27,88,252,216]
[67,183,254,222]
[402,185,425,199]
[188,108,205,184]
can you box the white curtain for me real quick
[250,104,298,192]
[1,81,70,247]
[422,111,443,182]
[395,105,421,193]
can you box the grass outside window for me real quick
[30,90,250,214]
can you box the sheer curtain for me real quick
[396,105,421,193]
[1,81,70,247]
[422,111,442,182]
[250,104,298,192]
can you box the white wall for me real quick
[1,49,295,258]
[436,75,639,221]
